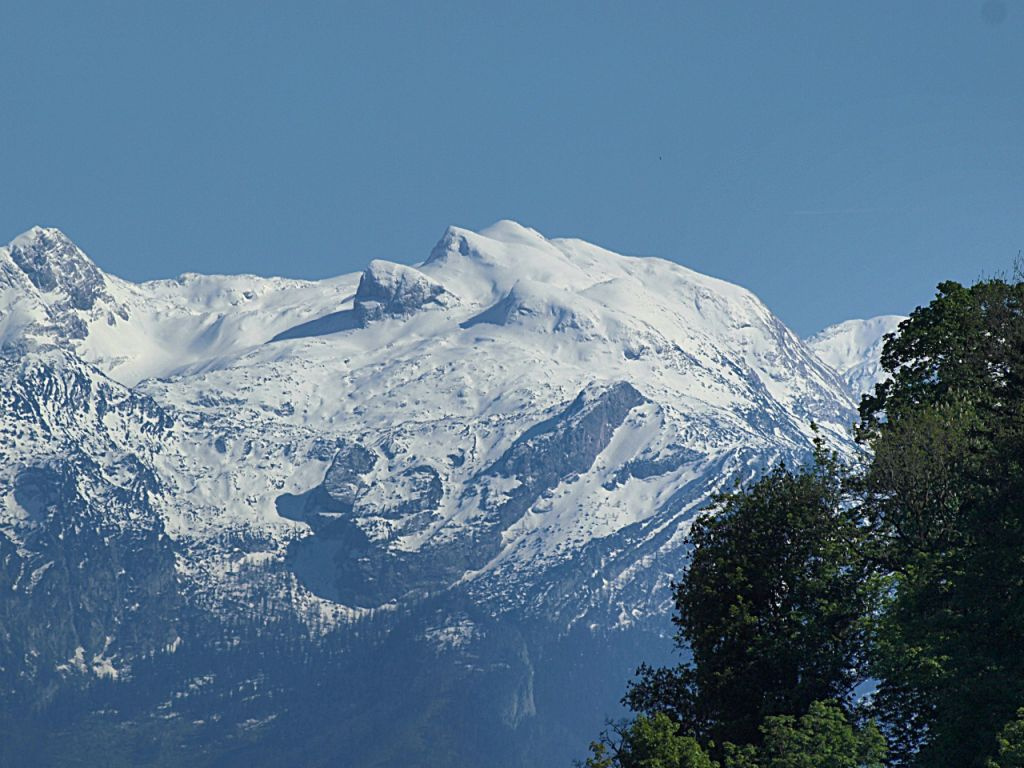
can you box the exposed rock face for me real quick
[354,260,453,325]
[0,227,129,346]
[378,465,443,523]
[1,461,180,698]
[8,228,108,311]
[480,381,647,528]
[604,444,704,489]
[322,441,378,509]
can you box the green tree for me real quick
[721,700,887,768]
[988,708,1024,768]
[627,445,877,754]
[584,712,717,768]
[858,278,1024,766]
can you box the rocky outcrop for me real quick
[322,441,378,509]
[8,228,108,311]
[354,260,453,325]
[1,227,129,345]
[479,381,646,527]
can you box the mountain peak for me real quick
[425,226,478,266]
[6,226,107,311]
[424,221,553,267]
[9,224,71,249]
[478,219,547,245]
[807,315,907,398]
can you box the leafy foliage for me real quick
[989,708,1024,768]
[721,700,887,768]
[859,278,1024,766]
[627,447,876,752]
[584,713,716,768]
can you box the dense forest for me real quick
[587,276,1024,768]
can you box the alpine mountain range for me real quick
[0,221,903,767]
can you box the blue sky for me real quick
[1,0,1022,335]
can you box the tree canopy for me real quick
[859,278,1024,766]
[626,446,876,755]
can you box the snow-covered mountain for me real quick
[0,222,889,767]
[807,315,906,400]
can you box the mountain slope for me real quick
[1,221,868,766]
[807,314,906,399]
